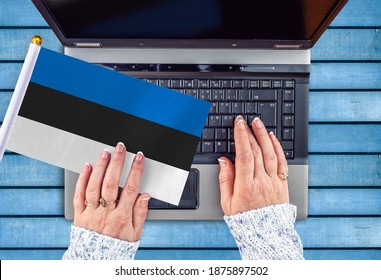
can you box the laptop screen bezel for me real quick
[32,0,347,49]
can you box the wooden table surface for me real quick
[0,0,381,260]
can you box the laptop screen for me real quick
[35,0,346,48]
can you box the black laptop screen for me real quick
[41,0,340,41]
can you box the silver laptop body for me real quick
[32,0,348,220]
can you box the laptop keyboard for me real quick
[143,77,295,163]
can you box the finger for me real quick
[234,116,254,185]
[118,152,145,216]
[132,193,151,238]
[218,157,235,215]
[269,132,289,175]
[252,117,278,177]
[101,142,126,204]
[86,149,110,205]
[242,119,265,175]
[73,163,92,216]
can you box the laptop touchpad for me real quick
[148,168,199,209]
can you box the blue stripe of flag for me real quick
[30,47,210,137]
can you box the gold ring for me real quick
[84,200,99,207]
[278,173,289,181]
[99,197,118,207]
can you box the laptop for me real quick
[32,0,347,220]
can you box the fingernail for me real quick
[218,158,227,166]
[253,117,262,128]
[236,115,246,130]
[83,162,91,171]
[269,131,274,137]
[141,197,151,205]
[115,142,125,152]
[101,149,110,159]
[135,151,144,162]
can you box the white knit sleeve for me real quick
[62,225,140,260]
[224,203,304,260]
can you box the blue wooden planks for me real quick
[309,91,381,122]
[309,155,381,187]
[309,124,381,153]
[0,154,63,187]
[1,217,381,248]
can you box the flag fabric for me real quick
[0,43,210,205]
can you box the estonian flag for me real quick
[0,43,210,205]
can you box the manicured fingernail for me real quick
[115,142,125,152]
[101,149,110,159]
[269,131,274,136]
[135,151,144,162]
[83,162,91,171]
[218,158,227,166]
[141,197,151,205]
[253,117,262,128]
[236,115,246,130]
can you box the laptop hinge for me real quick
[74,43,102,48]
[274,44,302,49]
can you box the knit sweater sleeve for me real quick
[62,225,140,260]
[224,203,304,260]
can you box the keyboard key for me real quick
[222,115,235,127]
[171,79,182,88]
[260,80,271,88]
[247,114,260,124]
[202,128,214,140]
[208,115,222,127]
[183,79,194,88]
[248,80,259,88]
[219,103,230,114]
[198,80,209,88]
[284,150,294,159]
[282,115,294,127]
[282,128,294,140]
[258,102,277,127]
[245,102,257,113]
[238,89,250,101]
[251,89,277,101]
[285,80,295,88]
[281,141,294,150]
[215,141,228,153]
[233,80,245,88]
[210,80,221,88]
[199,89,211,100]
[221,80,232,88]
[225,89,237,100]
[272,80,282,88]
[283,103,295,114]
[283,89,295,101]
[212,89,224,101]
[202,141,214,153]
[232,102,244,114]
[215,128,228,140]
[228,128,234,140]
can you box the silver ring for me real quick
[278,173,289,181]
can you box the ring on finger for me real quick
[99,197,118,208]
[278,173,289,181]
[84,200,99,207]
